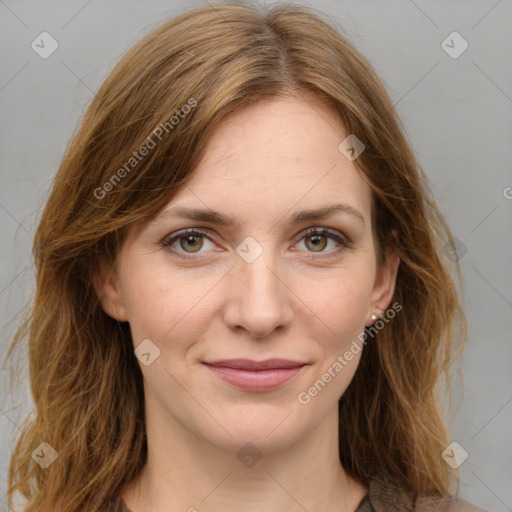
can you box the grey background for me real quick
[0,0,511,510]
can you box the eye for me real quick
[161,227,351,261]
[294,227,351,258]
[161,228,216,260]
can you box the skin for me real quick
[93,94,400,512]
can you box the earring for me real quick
[371,313,377,321]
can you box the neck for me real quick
[121,405,367,512]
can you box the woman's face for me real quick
[94,94,399,455]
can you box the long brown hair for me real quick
[4,2,466,510]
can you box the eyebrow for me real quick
[158,202,365,227]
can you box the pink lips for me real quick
[202,359,306,391]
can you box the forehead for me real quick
[198,94,348,173]
[169,94,372,224]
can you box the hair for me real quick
[4,2,467,510]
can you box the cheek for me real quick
[122,277,170,343]
[302,275,370,401]
[297,264,374,342]
[119,256,217,348]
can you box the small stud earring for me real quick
[371,313,378,321]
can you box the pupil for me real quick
[308,234,326,252]
[181,234,202,252]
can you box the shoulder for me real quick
[416,494,489,512]
[367,471,490,512]
[443,498,490,512]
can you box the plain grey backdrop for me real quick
[0,0,511,510]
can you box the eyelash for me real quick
[161,227,351,261]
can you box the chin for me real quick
[205,410,306,453]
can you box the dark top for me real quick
[104,470,489,511]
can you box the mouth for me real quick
[202,359,308,391]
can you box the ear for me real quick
[91,256,128,322]
[366,230,401,325]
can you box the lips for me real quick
[202,359,307,390]
[204,359,306,370]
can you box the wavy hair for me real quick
[4,2,466,510]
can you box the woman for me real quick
[5,2,489,511]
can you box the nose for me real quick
[223,247,294,338]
